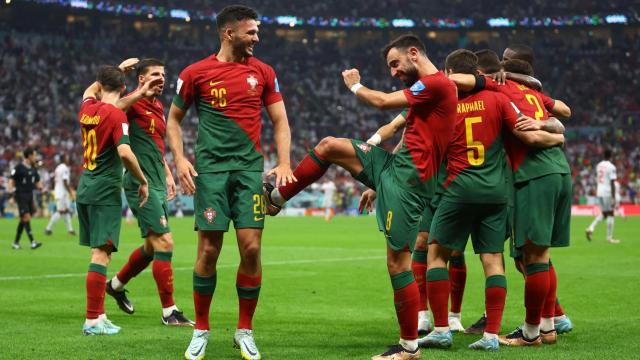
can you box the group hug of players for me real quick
[75,4,574,360]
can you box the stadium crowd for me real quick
[1,17,639,215]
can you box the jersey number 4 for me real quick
[81,128,98,170]
[465,116,485,166]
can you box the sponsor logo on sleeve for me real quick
[410,80,426,96]
[274,77,280,93]
[122,123,129,136]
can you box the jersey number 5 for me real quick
[81,128,98,170]
[465,116,485,166]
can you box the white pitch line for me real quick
[0,255,385,282]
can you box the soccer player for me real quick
[320,178,337,221]
[45,153,75,236]
[449,51,572,347]
[9,147,43,250]
[166,6,295,360]
[77,62,153,335]
[586,148,619,244]
[361,113,466,335]
[264,34,457,359]
[105,58,194,326]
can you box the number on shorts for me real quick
[253,194,266,215]
[385,211,393,231]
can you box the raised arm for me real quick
[505,72,542,91]
[342,69,409,110]
[116,76,164,112]
[82,82,102,100]
[265,101,295,186]
[367,112,407,145]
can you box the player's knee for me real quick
[240,242,261,263]
[315,136,339,157]
[199,242,221,263]
[150,232,174,252]
[90,248,110,266]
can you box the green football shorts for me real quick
[194,171,265,232]
[419,200,437,233]
[125,187,170,238]
[428,199,507,254]
[514,173,572,249]
[351,139,427,252]
[78,203,122,251]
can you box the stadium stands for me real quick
[1,1,639,215]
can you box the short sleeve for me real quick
[610,166,617,180]
[80,97,96,112]
[261,65,283,106]
[10,167,18,181]
[400,109,408,118]
[539,92,555,111]
[34,171,40,183]
[62,167,70,181]
[499,94,522,131]
[403,75,447,107]
[173,67,195,110]
[110,110,130,146]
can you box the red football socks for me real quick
[542,262,558,319]
[391,271,420,340]
[193,272,217,331]
[278,150,329,201]
[153,252,175,308]
[86,263,107,319]
[524,263,550,325]
[485,275,507,334]
[448,256,467,314]
[411,260,428,311]
[117,246,153,284]
[427,268,450,328]
[236,273,262,330]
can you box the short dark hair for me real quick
[445,49,477,75]
[96,65,125,92]
[604,148,612,160]
[381,34,426,58]
[475,49,502,74]
[216,5,258,31]
[23,147,35,158]
[506,44,534,66]
[502,59,534,76]
[136,58,164,78]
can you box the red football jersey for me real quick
[127,95,166,156]
[394,71,457,197]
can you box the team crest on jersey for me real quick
[160,215,167,228]
[357,143,371,153]
[204,208,216,224]
[247,74,259,95]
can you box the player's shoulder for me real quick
[181,54,217,75]
[247,56,276,75]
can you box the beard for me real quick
[402,64,420,87]
[232,38,254,58]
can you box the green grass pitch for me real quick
[0,215,638,359]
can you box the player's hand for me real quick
[342,68,361,89]
[267,164,297,187]
[491,69,507,85]
[70,190,76,201]
[118,58,139,73]
[138,182,149,208]
[140,75,164,97]
[515,117,542,131]
[176,157,198,195]
[166,173,177,201]
[358,189,376,214]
